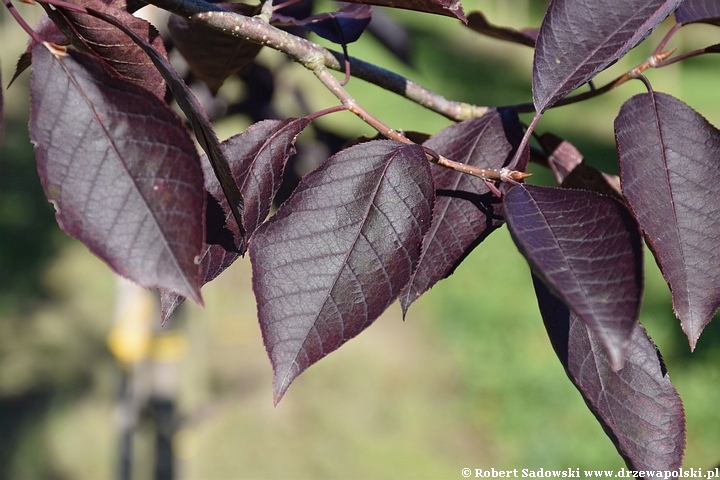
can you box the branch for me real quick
[314,67,527,183]
[325,50,489,121]
[143,0,527,182]
[145,0,488,122]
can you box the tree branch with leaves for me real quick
[2,0,720,470]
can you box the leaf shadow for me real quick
[435,188,503,275]
[205,191,240,254]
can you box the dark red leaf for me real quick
[161,118,310,322]
[615,92,720,349]
[29,44,204,303]
[533,275,685,471]
[273,4,373,45]
[340,0,465,23]
[675,0,720,25]
[221,118,311,238]
[89,7,247,249]
[504,184,643,370]
[249,141,434,403]
[168,3,263,95]
[43,0,168,99]
[532,0,683,112]
[466,11,537,47]
[400,109,525,314]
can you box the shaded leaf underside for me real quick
[30,45,204,302]
[250,141,434,403]
[615,92,720,348]
[504,184,643,370]
[534,275,685,472]
[168,2,262,95]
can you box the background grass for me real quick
[1,0,719,478]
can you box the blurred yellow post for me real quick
[108,278,187,480]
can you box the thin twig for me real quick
[305,105,348,122]
[635,74,654,94]
[653,22,681,58]
[504,49,676,114]
[654,44,720,67]
[2,0,43,43]
[313,68,527,182]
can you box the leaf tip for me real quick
[399,293,412,320]
[678,311,711,353]
[186,287,204,308]
[272,374,292,406]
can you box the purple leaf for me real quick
[532,0,683,112]
[249,141,434,403]
[466,11,537,47]
[533,275,685,471]
[675,0,720,25]
[218,118,311,238]
[29,44,204,303]
[504,184,643,370]
[615,92,720,349]
[168,3,263,95]
[340,0,465,23]
[161,118,310,322]
[86,7,247,249]
[42,0,168,99]
[400,109,525,314]
[273,4,373,45]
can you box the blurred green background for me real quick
[1,0,720,478]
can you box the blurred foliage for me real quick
[1,0,719,478]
